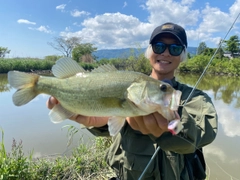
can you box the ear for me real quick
[180,49,187,62]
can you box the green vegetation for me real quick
[1,53,240,76]
[72,43,97,63]
[1,34,239,74]
[224,35,240,58]
[179,55,240,75]
[0,128,115,180]
[1,34,239,179]
[0,58,55,74]
[0,47,10,58]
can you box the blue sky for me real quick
[1,0,240,58]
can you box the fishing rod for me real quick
[138,12,240,180]
[184,12,240,105]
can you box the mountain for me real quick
[93,47,197,60]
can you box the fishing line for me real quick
[138,12,240,180]
[176,135,240,180]
[184,12,240,105]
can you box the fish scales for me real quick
[8,57,183,136]
[36,71,159,117]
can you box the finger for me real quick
[152,112,168,131]
[126,117,140,130]
[70,114,90,125]
[46,96,59,109]
[143,114,163,136]
[143,114,159,129]
[127,117,149,134]
[71,115,108,127]
[132,116,150,134]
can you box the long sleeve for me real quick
[154,86,218,154]
[87,125,110,137]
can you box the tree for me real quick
[0,47,10,58]
[72,43,97,62]
[197,42,207,55]
[202,47,215,56]
[125,48,151,74]
[48,37,81,57]
[224,35,240,58]
[216,39,224,60]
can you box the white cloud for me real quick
[229,0,240,18]
[17,19,36,25]
[60,0,200,49]
[29,26,52,34]
[215,101,240,137]
[145,0,199,27]
[181,0,195,6]
[187,1,240,46]
[65,26,71,31]
[60,12,152,49]
[200,90,240,138]
[199,4,230,33]
[70,9,90,17]
[123,1,127,8]
[58,0,240,50]
[204,145,226,162]
[56,4,66,11]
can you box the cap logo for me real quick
[161,24,174,30]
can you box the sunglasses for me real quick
[152,42,184,56]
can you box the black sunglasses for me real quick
[152,42,184,56]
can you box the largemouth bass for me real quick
[8,57,182,136]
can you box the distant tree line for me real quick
[196,35,240,58]
[1,34,240,75]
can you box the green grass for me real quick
[0,127,115,180]
[0,58,55,74]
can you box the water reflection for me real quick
[1,73,240,179]
[0,74,94,158]
[177,73,240,137]
[177,73,240,179]
[0,74,10,92]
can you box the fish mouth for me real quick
[163,90,182,109]
[170,90,182,110]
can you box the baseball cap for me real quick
[149,22,188,47]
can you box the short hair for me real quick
[144,44,187,62]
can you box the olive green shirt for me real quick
[88,78,218,180]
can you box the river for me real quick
[0,73,240,179]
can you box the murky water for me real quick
[0,73,240,179]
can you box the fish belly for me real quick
[37,71,152,117]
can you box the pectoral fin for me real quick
[107,116,126,136]
[49,104,75,123]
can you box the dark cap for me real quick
[149,22,187,47]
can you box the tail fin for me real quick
[8,71,39,106]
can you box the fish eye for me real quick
[160,84,167,92]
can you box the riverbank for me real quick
[0,128,115,180]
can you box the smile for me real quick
[157,60,171,64]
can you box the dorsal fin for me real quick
[52,57,86,78]
[91,64,118,73]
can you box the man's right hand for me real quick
[46,97,108,127]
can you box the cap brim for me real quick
[151,32,185,46]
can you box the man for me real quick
[47,22,218,180]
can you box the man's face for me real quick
[149,34,182,79]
